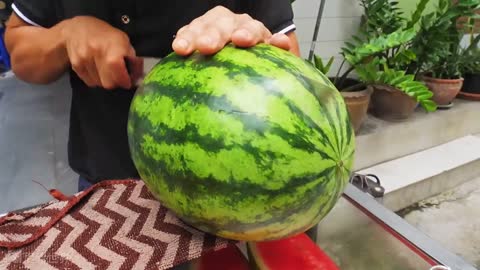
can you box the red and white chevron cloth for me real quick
[0,180,235,269]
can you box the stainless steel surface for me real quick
[340,184,478,270]
[316,190,433,269]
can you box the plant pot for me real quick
[329,77,364,92]
[340,87,372,133]
[370,84,418,121]
[458,73,480,101]
[420,76,464,106]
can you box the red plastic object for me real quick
[248,233,340,270]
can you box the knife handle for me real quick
[124,56,144,87]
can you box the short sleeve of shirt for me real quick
[12,0,60,28]
[247,0,296,34]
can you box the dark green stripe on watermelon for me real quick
[245,46,348,157]
[130,135,338,235]
[137,82,337,162]
[142,53,342,154]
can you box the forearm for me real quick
[5,15,70,84]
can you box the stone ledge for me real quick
[358,135,480,211]
[353,99,480,171]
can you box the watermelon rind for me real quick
[127,43,355,241]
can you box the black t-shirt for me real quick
[12,0,296,184]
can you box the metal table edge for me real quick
[343,183,478,270]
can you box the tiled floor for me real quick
[0,73,78,214]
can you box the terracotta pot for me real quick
[341,87,372,133]
[421,76,464,105]
[370,84,418,121]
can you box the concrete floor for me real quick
[400,176,480,268]
[0,73,78,214]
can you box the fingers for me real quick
[85,59,101,87]
[71,60,96,87]
[172,6,232,55]
[173,6,290,56]
[172,26,195,55]
[96,50,132,90]
[69,47,99,88]
[232,19,271,48]
[195,28,223,55]
[173,17,233,56]
[267,33,291,51]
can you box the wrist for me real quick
[55,19,73,66]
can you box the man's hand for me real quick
[61,16,143,89]
[172,6,296,56]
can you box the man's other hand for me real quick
[172,6,297,56]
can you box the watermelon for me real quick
[127,43,355,241]
[247,233,340,270]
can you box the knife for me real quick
[125,56,161,87]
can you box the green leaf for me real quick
[325,57,335,74]
[314,54,324,71]
[361,66,436,112]
[416,91,434,100]
[390,74,412,85]
[344,42,357,50]
[346,28,417,65]
[406,0,431,29]
[420,99,438,112]
[313,55,335,74]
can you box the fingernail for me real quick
[174,39,189,50]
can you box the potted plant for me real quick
[311,0,437,124]
[460,50,480,100]
[407,0,480,108]
[340,0,436,121]
[458,22,480,100]
[299,0,372,133]
[311,55,372,133]
[354,57,437,120]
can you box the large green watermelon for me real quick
[127,43,355,241]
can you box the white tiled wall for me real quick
[292,0,363,76]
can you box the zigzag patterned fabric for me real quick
[0,180,235,269]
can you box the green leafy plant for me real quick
[462,45,480,75]
[331,0,431,90]
[352,0,430,71]
[407,0,480,79]
[312,55,335,75]
[355,57,437,112]
[331,27,418,90]
[342,28,417,66]
[460,19,480,74]
[326,0,437,112]
[359,0,406,36]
